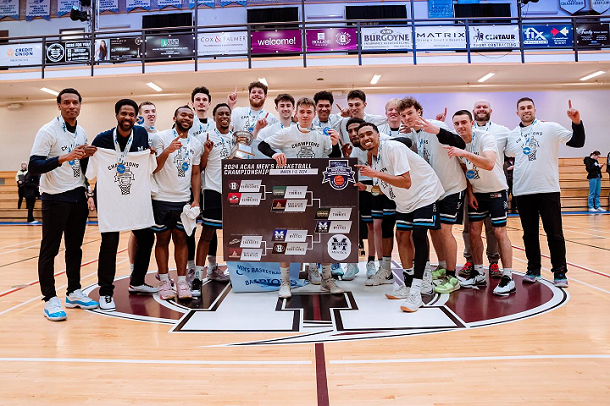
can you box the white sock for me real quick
[503,267,513,277]
[178,276,186,283]
[474,264,485,274]
[130,263,134,272]
[194,265,205,280]
[187,260,195,270]
[280,267,290,283]
[207,255,217,268]
[425,260,431,270]
[410,278,422,296]
[382,256,391,271]
[439,260,447,269]
[321,264,332,279]
[159,273,169,281]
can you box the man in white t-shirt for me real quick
[258,97,344,299]
[312,90,345,131]
[257,93,296,141]
[445,110,515,296]
[505,98,585,288]
[151,106,203,300]
[28,88,99,321]
[399,97,467,296]
[227,81,279,137]
[336,90,387,146]
[355,123,445,312]
[460,100,510,279]
[191,103,233,297]
[378,98,403,137]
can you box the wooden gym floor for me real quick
[0,214,609,405]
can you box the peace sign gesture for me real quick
[567,99,581,124]
[413,116,440,135]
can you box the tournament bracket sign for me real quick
[222,158,359,264]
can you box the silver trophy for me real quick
[229,130,255,159]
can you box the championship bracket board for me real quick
[222,158,359,263]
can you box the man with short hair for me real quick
[227,81,279,136]
[505,98,585,287]
[337,90,387,146]
[258,97,344,298]
[257,93,296,140]
[29,88,99,321]
[446,110,516,295]
[355,123,445,312]
[313,90,343,131]
[398,97,467,296]
[192,103,233,297]
[460,99,509,278]
[90,99,158,312]
[378,98,403,137]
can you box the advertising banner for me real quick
[157,0,181,9]
[428,0,454,18]
[361,26,412,50]
[522,24,573,48]
[197,31,248,56]
[109,36,141,61]
[222,158,359,264]
[126,0,150,12]
[26,0,50,21]
[306,28,357,51]
[45,40,91,64]
[57,0,79,17]
[415,26,466,49]
[0,43,42,67]
[576,23,609,47]
[145,34,195,59]
[99,0,118,13]
[251,30,302,54]
[0,0,20,19]
[591,0,610,14]
[559,0,585,14]
[227,262,306,293]
[469,25,520,49]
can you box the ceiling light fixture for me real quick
[477,72,495,83]
[146,82,162,92]
[370,74,381,85]
[40,87,59,96]
[580,71,605,81]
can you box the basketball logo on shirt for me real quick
[296,146,315,158]
[114,167,135,195]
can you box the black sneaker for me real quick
[523,269,541,283]
[191,278,202,297]
[553,271,568,288]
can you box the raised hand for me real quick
[227,87,238,108]
[414,116,440,134]
[328,128,340,146]
[255,113,269,131]
[567,99,581,124]
[337,104,350,117]
[435,107,448,122]
[203,133,214,154]
[342,142,353,157]
[166,136,182,154]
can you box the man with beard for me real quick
[378,98,403,137]
[151,106,202,300]
[91,99,157,311]
[505,98,585,287]
[192,103,232,297]
[29,88,99,321]
[337,90,386,146]
[459,100,509,279]
[446,110,515,296]
[227,81,278,137]
[355,123,444,312]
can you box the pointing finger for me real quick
[265,113,269,119]
[568,100,572,109]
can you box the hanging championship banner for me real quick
[220,0,246,6]
[26,0,50,21]
[591,0,610,13]
[428,0,454,18]
[126,0,150,12]
[157,0,182,9]
[559,0,585,14]
[99,0,118,13]
[189,0,214,8]
[0,0,20,20]
[57,0,79,17]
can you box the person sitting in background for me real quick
[16,161,27,209]
[584,150,604,212]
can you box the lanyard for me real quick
[474,121,490,132]
[247,108,265,132]
[372,141,384,186]
[113,127,133,173]
[214,128,233,154]
[174,129,191,161]
[57,116,78,151]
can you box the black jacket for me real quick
[584,156,602,179]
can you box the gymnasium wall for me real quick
[2,88,608,171]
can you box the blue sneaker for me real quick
[44,297,67,321]
[342,263,359,281]
[331,263,344,276]
[523,269,542,283]
[553,271,569,288]
[65,289,99,310]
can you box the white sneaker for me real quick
[65,289,99,310]
[493,275,517,296]
[342,263,359,281]
[321,278,344,294]
[422,270,434,295]
[365,269,393,286]
[308,263,321,285]
[385,284,410,300]
[278,281,292,299]
[400,292,423,312]
[99,295,116,312]
[459,271,487,288]
[596,207,605,212]
[128,283,158,294]
[366,261,376,278]
[44,296,67,321]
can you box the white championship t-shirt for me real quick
[190,115,215,140]
[257,121,294,141]
[338,113,387,146]
[86,148,156,233]
[30,116,88,194]
[313,114,343,132]
[231,106,278,133]
[377,123,402,138]
[505,120,574,196]
[410,119,468,199]
[264,125,333,158]
[461,129,508,194]
[203,128,233,194]
[373,139,445,214]
[151,129,203,202]
[474,121,509,156]
[349,134,391,182]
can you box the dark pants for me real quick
[97,228,154,297]
[38,199,89,301]
[18,187,24,209]
[25,197,36,222]
[516,192,567,273]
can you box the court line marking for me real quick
[0,238,41,250]
[329,354,610,364]
[0,357,311,365]
[0,243,44,257]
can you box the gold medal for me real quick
[371,185,381,196]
